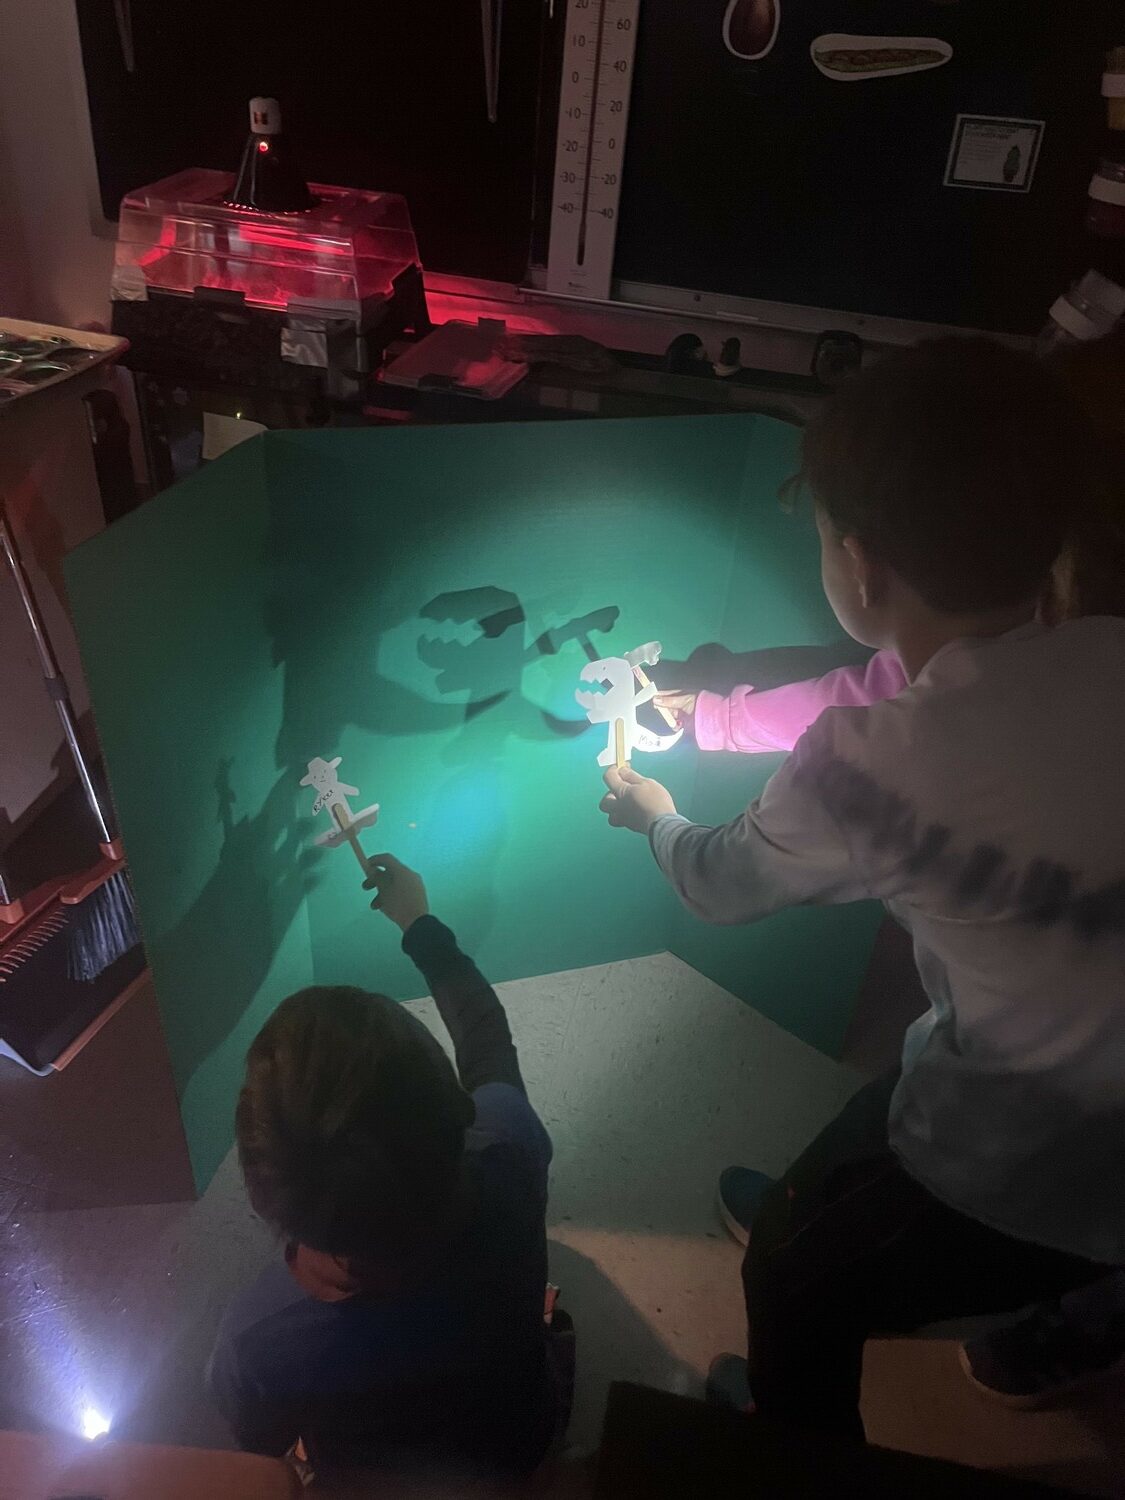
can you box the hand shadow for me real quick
[152,767,320,1097]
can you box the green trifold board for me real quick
[66,416,880,1189]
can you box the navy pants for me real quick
[742,1073,1104,1441]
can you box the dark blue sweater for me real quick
[208,916,554,1479]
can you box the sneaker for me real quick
[959,1304,1125,1410]
[706,1354,755,1413]
[717,1166,774,1246]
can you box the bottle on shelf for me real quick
[1037,47,1125,352]
[226,97,315,214]
[1038,269,1125,353]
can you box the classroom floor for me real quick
[1,944,1123,1496]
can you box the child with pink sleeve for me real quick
[658,650,908,755]
[596,338,1125,1440]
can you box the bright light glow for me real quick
[257,140,270,153]
[81,1406,110,1441]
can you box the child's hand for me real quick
[600,767,677,833]
[654,691,697,728]
[362,853,430,931]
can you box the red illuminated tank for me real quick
[112,167,421,316]
[109,109,429,478]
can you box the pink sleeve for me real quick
[693,650,908,754]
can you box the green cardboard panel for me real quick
[263,421,748,1000]
[667,750,881,1055]
[63,440,316,1188]
[670,414,883,1050]
[66,415,878,1192]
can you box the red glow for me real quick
[257,140,270,153]
[122,173,418,309]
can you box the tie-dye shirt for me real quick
[653,619,1125,1263]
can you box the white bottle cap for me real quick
[1048,294,1100,342]
[1076,268,1125,320]
[1088,168,1125,206]
[1048,270,1125,342]
[249,98,281,135]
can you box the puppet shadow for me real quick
[265,476,476,774]
[415,588,621,767]
[268,585,464,775]
[264,458,626,776]
[268,568,615,777]
[153,766,319,1097]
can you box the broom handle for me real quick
[0,508,114,848]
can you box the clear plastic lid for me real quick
[112,168,420,314]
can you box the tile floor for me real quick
[2,953,1123,1495]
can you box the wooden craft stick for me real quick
[614,717,627,769]
[632,663,679,729]
[331,804,370,872]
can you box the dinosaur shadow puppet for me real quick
[415,587,627,756]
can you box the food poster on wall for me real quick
[943,114,1045,192]
[616,0,1109,331]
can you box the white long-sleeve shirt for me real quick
[651,619,1125,1263]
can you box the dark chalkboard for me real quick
[76,1,1115,333]
[613,0,1113,332]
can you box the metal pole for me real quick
[0,508,114,848]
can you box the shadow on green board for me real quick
[415,587,609,750]
[156,768,320,1095]
[64,414,883,1195]
[263,480,618,783]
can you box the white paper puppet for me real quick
[575,641,684,768]
[300,756,380,864]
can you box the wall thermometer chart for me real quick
[546,0,641,301]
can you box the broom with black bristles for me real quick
[1,510,140,988]
[63,855,139,983]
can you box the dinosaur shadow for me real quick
[267,542,619,778]
[414,588,624,766]
[264,461,633,780]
